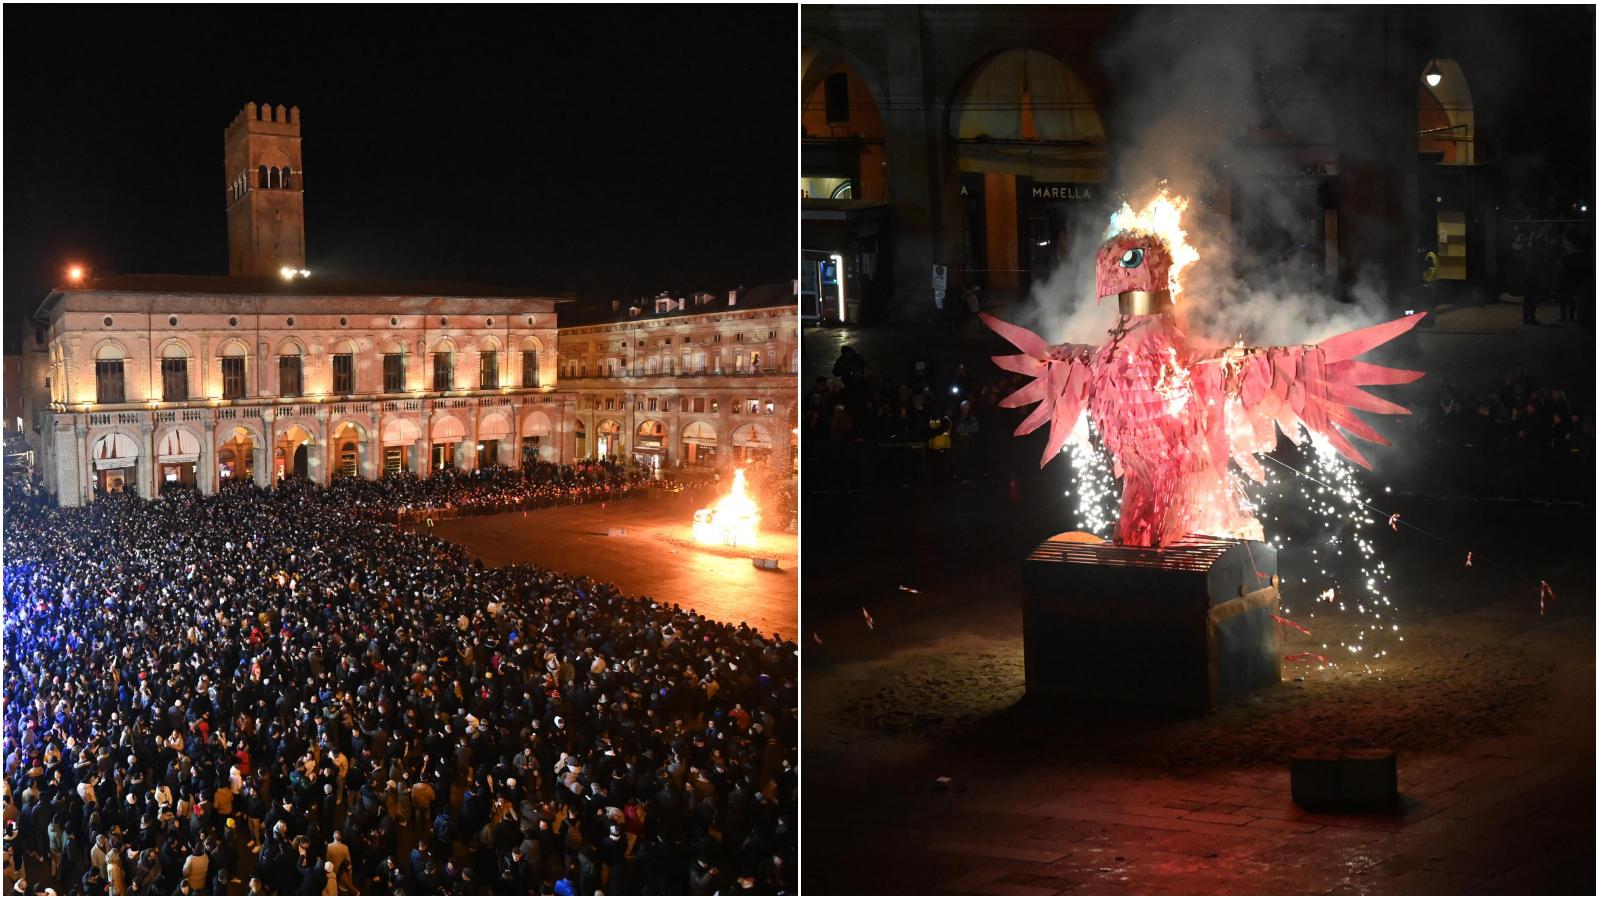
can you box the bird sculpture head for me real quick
[1096,230,1175,315]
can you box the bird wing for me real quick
[1201,311,1426,475]
[981,312,1097,467]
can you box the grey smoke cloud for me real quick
[1020,6,1402,351]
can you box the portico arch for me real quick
[274,423,315,481]
[330,420,366,479]
[216,423,263,486]
[680,420,718,468]
[521,409,553,465]
[730,422,774,467]
[634,419,666,473]
[430,413,465,472]
[154,425,202,493]
[91,430,140,495]
[477,411,512,467]
[596,418,623,462]
[381,417,421,475]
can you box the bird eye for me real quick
[1119,248,1145,268]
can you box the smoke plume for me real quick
[1020,6,1405,351]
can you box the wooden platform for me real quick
[1021,533,1281,715]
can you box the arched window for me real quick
[258,165,269,189]
[94,342,127,404]
[521,342,540,388]
[283,166,294,190]
[269,167,280,189]
[432,339,456,392]
[220,341,249,400]
[160,342,190,402]
[276,341,303,397]
[381,340,407,393]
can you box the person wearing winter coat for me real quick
[181,847,208,892]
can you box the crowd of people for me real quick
[1,478,798,895]
[803,345,1031,492]
[806,343,1592,505]
[1401,374,1593,501]
[323,463,665,523]
[1505,220,1593,325]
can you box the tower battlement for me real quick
[224,102,301,143]
[224,103,305,277]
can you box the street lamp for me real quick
[1424,60,1442,88]
[66,264,85,283]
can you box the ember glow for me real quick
[693,468,760,547]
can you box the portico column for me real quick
[462,404,479,470]
[255,412,274,487]
[313,409,332,486]
[418,407,433,477]
[511,406,524,468]
[74,422,90,506]
[138,423,155,500]
[199,416,217,495]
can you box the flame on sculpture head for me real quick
[693,468,760,547]
[1106,189,1200,299]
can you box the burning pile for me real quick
[693,468,761,547]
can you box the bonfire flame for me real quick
[693,468,760,547]
[1106,189,1200,300]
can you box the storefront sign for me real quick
[1030,183,1095,201]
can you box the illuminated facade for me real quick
[32,282,569,505]
[556,285,798,475]
[29,103,575,507]
[27,102,796,507]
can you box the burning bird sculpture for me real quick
[984,193,1425,548]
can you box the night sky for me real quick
[4,5,796,350]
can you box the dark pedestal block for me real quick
[1020,533,1280,715]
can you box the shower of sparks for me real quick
[1255,430,1400,673]
[1063,417,1118,537]
[1061,420,1405,673]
